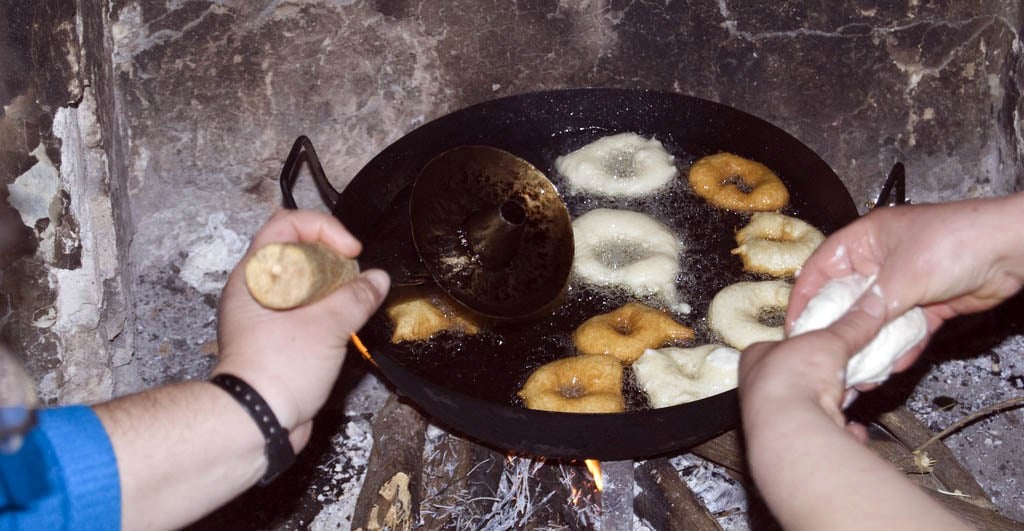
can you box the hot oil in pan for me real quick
[366,131,825,410]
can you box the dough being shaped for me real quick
[790,274,927,386]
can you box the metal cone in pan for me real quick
[410,145,574,320]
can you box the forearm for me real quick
[989,192,1024,282]
[95,381,267,531]
[744,403,970,531]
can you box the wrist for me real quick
[210,358,301,433]
[968,194,1024,298]
[996,193,1024,283]
[208,374,296,484]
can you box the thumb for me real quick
[790,277,889,365]
[315,269,391,336]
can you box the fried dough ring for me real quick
[731,212,825,277]
[385,285,483,343]
[708,280,791,350]
[688,153,789,211]
[518,354,625,413]
[573,302,695,363]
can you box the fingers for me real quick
[249,209,363,258]
[738,340,774,380]
[786,241,844,328]
[841,388,860,409]
[786,212,886,330]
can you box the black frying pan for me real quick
[282,88,858,460]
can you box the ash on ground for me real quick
[906,334,1024,521]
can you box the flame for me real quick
[584,459,603,491]
[350,332,377,367]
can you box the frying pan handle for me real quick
[874,162,907,208]
[279,136,340,211]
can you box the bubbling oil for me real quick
[594,241,648,270]
[364,128,824,411]
[600,147,639,180]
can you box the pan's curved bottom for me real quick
[375,351,738,460]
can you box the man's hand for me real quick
[786,193,1024,375]
[212,209,390,452]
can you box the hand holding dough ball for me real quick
[790,274,927,387]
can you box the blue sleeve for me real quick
[0,406,121,531]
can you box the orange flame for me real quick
[350,332,377,367]
[585,459,603,491]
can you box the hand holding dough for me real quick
[790,274,926,386]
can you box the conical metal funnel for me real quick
[410,145,574,320]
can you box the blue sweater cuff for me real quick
[36,406,121,530]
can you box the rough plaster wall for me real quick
[1,2,129,405]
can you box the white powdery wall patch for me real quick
[178,212,246,295]
[51,91,126,403]
[8,88,127,404]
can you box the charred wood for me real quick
[352,395,427,531]
[634,458,722,531]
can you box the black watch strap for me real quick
[210,373,295,485]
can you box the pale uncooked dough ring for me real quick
[517,354,625,413]
[790,274,927,386]
[555,132,678,197]
[572,208,689,313]
[633,345,740,408]
[731,212,825,277]
[708,280,791,350]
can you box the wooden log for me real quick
[688,422,1024,529]
[923,489,1024,531]
[245,241,360,309]
[419,431,504,529]
[877,406,994,508]
[690,430,746,475]
[352,395,427,531]
[634,458,722,531]
[865,423,936,477]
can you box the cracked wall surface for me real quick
[1,2,131,405]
